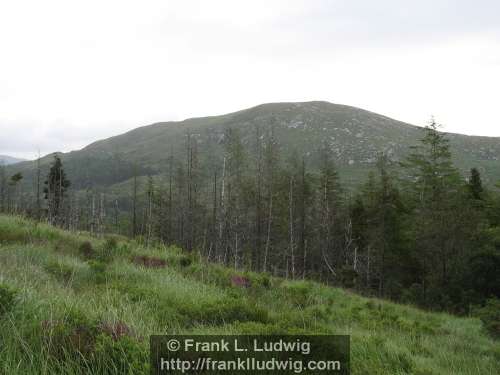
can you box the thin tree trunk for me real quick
[36,152,41,221]
[289,176,295,279]
[302,239,307,280]
[219,157,226,261]
[132,165,138,237]
[212,171,217,261]
[114,199,119,234]
[263,193,273,273]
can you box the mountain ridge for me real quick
[0,155,27,166]
[83,101,420,151]
[7,101,500,190]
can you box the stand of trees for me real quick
[1,123,499,314]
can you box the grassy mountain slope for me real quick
[8,101,500,191]
[0,215,498,374]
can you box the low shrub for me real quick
[96,238,119,263]
[211,298,268,324]
[79,241,94,259]
[401,283,425,306]
[231,275,251,288]
[45,260,75,282]
[231,321,284,334]
[132,255,167,268]
[53,236,81,255]
[0,225,26,243]
[282,281,314,307]
[98,321,135,342]
[183,264,234,288]
[42,310,146,372]
[179,255,193,268]
[276,308,327,332]
[304,304,333,323]
[0,283,17,317]
[356,336,415,374]
[178,297,269,326]
[88,260,107,284]
[42,310,99,362]
[113,284,158,303]
[339,266,358,288]
[251,273,272,289]
[92,334,148,374]
[81,238,125,264]
[475,298,500,338]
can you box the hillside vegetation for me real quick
[0,215,498,374]
[8,102,500,190]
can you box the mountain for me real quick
[8,101,500,190]
[0,155,26,166]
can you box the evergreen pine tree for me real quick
[44,154,71,225]
[402,120,466,307]
[0,164,5,212]
[468,168,484,200]
[9,172,23,213]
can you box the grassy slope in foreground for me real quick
[0,215,498,375]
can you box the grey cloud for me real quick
[0,121,123,158]
[155,1,500,62]
[1,0,499,160]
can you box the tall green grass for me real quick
[0,215,498,374]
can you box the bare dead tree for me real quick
[218,156,226,263]
[132,164,138,237]
[35,151,41,220]
[289,175,295,279]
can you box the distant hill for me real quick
[8,101,500,191]
[0,155,26,166]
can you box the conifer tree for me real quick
[370,155,405,296]
[468,168,484,200]
[44,154,70,225]
[0,164,6,212]
[35,153,42,220]
[402,120,465,306]
[402,119,461,204]
[9,172,23,213]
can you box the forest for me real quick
[1,121,499,320]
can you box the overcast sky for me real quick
[1,0,499,160]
